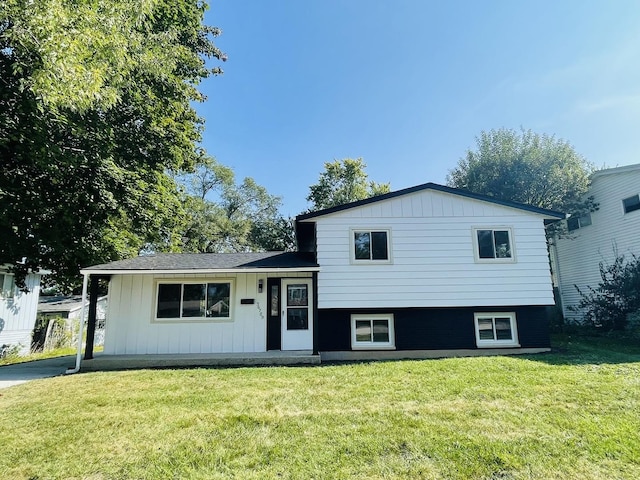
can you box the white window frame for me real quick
[0,273,15,299]
[153,279,234,323]
[349,228,393,264]
[350,313,395,350]
[472,227,516,263]
[474,312,520,348]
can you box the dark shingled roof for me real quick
[84,252,318,272]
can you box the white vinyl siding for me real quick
[310,189,555,309]
[103,271,312,355]
[554,167,640,321]
[0,272,41,355]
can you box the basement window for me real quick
[351,314,395,350]
[474,312,519,348]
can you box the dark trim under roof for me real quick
[83,252,318,273]
[296,182,565,221]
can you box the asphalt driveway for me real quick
[0,355,75,389]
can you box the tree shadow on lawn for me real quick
[521,334,640,366]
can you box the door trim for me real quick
[281,279,313,351]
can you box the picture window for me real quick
[156,281,231,321]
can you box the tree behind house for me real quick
[307,158,390,211]
[447,128,596,222]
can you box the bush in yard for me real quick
[31,316,75,352]
[626,310,640,339]
[0,343,21,359]
[573,253,640,332]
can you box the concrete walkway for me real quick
[82,350,320,371]
[0,355,75,389]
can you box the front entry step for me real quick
[80,350,320,371]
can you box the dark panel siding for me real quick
[318,306,551,351]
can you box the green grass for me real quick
[0,346,104,366]
[0,347,77,366]
[1,336,639,479]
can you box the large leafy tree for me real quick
[179,159,295,253]
[307,158,390,211]
[447,128,596,217]
[0,0,225,290]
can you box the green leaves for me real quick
[447,128,595,214]
[307,158,391,211]
[179,159,294,253]
[0,0,225,290]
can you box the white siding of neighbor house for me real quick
[554,167,640,321]
[310,189,555,309]
[104,271,311,355]
[0,273,41,355]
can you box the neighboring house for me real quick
[551,163,640,322]
[37,295,108,349]
[0,267,44,356]
[80,183,563,363]
[38,295,108,322]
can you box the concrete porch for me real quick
[80,350,320,371]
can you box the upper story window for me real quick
[473,228,515,262]
[567,213,592,232]
[351,229,391,263]
[0,273,15,299]
[155,281,232,322]
[623,194,640,214]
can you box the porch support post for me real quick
[312,271,319,356]
[84,275,100,360]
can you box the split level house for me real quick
[80,182,564,364]
[0,267,44,356]
[551,163,640,322]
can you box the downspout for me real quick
[65,272,89,374]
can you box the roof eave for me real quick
[80,267,321,276]
[297,182,565,221]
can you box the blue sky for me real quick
[197,1,640,216]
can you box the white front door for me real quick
[281,279,313,351]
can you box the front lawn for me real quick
[1,336,639,479]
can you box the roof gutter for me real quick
[80,267,321,276]
[65,272,89,375]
